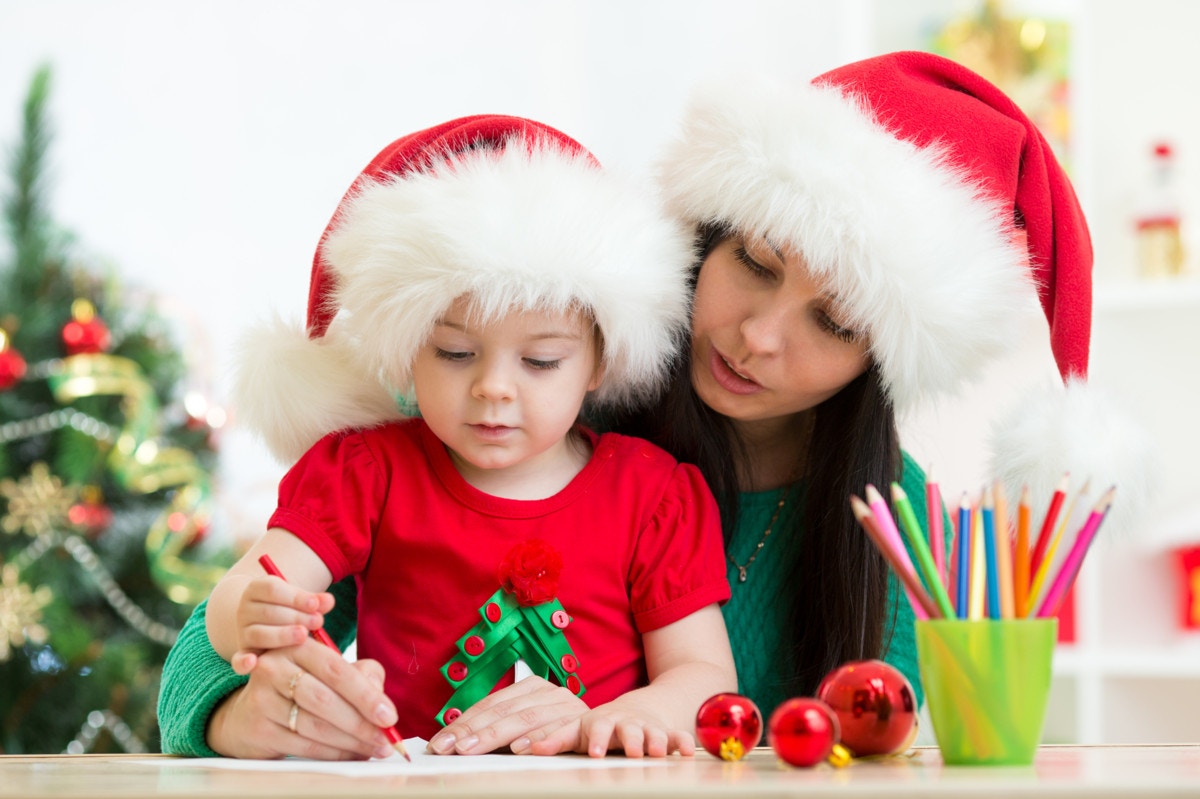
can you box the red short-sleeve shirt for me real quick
[269,419,729,739]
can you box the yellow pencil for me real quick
[968,497,986,620]
[992,480,1015,619]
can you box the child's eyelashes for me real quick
[524,358,562,370]
[434,348,472,362]
[433,348,562,370]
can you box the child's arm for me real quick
[206,528,336,673]
[429,603,736,757]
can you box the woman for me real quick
[161,52,1140,759]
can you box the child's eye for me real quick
[524,358,562,370]
[731,245,772,279]
[435,348,472,362]
[816,311,862,344]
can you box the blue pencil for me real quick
[981,487,1001,620]
[955,492,971,618]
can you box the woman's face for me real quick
[689,234,871,426]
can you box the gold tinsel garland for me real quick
[46,353,224,605]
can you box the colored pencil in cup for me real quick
[1029,473,1069,577]
[258,554,411,761]
[925,468,947,591]
[850,495,941,619]
[969,500,986,619]
[1036,487,1117,618]
[863,485,932,620]
[981,487,1001,620]
[892,482,956,618]
[1028,480,1090,615]
[992,480,1015,619]
[955,491,971,619]
[1014,485,1032,617]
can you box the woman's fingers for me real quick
[426,676,586,755]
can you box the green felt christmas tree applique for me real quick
[436,538,584,725]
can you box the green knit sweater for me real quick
[157,453,933,756]
[720,452,929,718]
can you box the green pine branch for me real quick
[3,64,56,307]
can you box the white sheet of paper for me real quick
[141,739,669,776]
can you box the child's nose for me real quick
[472,361,516,401]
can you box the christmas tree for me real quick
[0,66,230,754]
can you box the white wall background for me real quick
[2,0,1198,549]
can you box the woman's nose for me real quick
[739,300,790,356]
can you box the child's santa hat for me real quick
[235,115,693,463]
[658,51,1154,532]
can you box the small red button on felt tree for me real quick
[436,539,586,726]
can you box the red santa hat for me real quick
[235,115,693,463]
[658,51,1153,532]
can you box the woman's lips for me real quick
[709,347,763,395]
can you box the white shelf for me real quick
[1054,646,1200,678]
[1094,276,1200,312]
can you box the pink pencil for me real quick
[1035,487,1116,618]
[864,484,929,620]
[926,468,947,591]
[851,495,940,619]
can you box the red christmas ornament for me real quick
[62,299,111,355]
[817,659,917,757]
[68,486,114,538]
[768,697,842,768]
[695,692,763,761]
[0,330,26,391]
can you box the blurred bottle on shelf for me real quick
[1135,141,1186,278]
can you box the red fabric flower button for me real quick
[497,538,563,607]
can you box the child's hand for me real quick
[527,697,696,758]
[231,575,335,674]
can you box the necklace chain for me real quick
[728,494,788,583]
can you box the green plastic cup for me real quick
[915,619,1057,766]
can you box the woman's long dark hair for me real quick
[612,225,900,696]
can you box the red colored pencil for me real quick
[1029,473,1069,576]
[258,554,410,761]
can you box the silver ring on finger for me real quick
[287,701,300,733]
[287,670,303,701]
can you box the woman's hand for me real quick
[206,639,400,761]
[425,675,587,756]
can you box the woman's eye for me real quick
[434,348,472,362]
[817,312,862,344]
[731,245,772,278]
[524,358,562,371]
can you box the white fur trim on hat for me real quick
[237,139,693,463]
[989,377,1158,539]
[657,75,1035,412]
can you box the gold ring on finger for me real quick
[287,702,300,733]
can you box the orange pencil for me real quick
[259,554,411,761]
[850,495,942,619]
[1014,485,1032,617]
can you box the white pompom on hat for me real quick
[235,115,694,464]
[658,51,1154,532]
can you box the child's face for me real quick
[412,296,603,491]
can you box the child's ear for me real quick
[587,360,607,393]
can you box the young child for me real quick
[203,115,736,759]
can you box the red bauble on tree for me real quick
[695,692,763,761]
[61,299,111,355]
[768,697,849,768]
[816,659,918,757]
[0,330,26,391]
